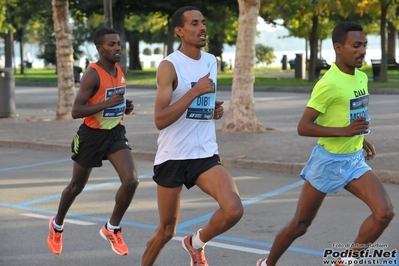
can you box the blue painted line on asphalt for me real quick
[241,180,304,206]
[3,171,382,261]
[14,172,154,207]
[0,158,71,172]
[0,203,157,230]
[176,180,304,230]
[174,228,323,256]
[0,200,325,257]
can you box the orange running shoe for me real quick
[99,225,128,256]
[182,235,209,266]
[47,216,63,254]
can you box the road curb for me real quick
[16,83,399,95]
[2,140,398,185]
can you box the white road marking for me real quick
[173,236,269,255]
[20,213,96,226]
[20,213,269,255]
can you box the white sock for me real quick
[257,258,267,266]
[191,229,206,250]
[106,220,120,231]
[52,218,64,231]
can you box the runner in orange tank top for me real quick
[47,27,139,257]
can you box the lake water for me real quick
[140,48,399,69]
[4,41,398,70]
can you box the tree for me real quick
[154,47,163,54]
[204,5,238,72]
[375,0,399,82]
[133,0,240,62]
[52,0,75,120]
[222,0,265,132]
[255,44,276,65]
[143,47,152,55]
[125,12,168,70]
[0,0,15,69]
[259,0,399,82]
[5,0,51,74]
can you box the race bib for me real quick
[186,82,215,120]
[349,94,370,135]
[103,86,126,118]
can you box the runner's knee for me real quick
[374,204,395,227]
[219,195,243,225]
[67,182,85,196]
[225,203,244,225]
[157,224,176,243]
[122,174,139,190]
[291,219,312,237]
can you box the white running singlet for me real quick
[154,50,219,165]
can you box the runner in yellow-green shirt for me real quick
[257,22,395,266]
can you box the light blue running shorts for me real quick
[300,144,372,194]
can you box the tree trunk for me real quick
[113,1,127,70]
[165,18,174,56]
[18,29,25,75]
[308,13,318,82]
[52,0,75,120]
[4,31,13,68]
[208,31,226,72]
[379,2,388,82]
[222,0,265,132]
[128,36,142,70]
[103,0,113,28]
[387,21,396,60]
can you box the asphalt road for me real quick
[0,148,398,266]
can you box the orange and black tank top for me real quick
[83,63,127,129]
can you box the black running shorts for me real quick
[153,154,221,189]
[71,123,131,168]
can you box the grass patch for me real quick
[126,70,157,85]
[14,65,399,89]
[14,68,58,83]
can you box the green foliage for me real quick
[35,11,84,65]
[0,0,17,34]
[143,47,152,55]
[255,44,276,65]
[125,13,170,44]
[154,47,162,54]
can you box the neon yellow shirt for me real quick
[307,63,369,154]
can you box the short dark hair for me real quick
[93,27,118,45]
[332,22,363,45]
[172,6,200,28]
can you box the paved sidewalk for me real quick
[1,85,398,184]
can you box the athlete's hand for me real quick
[125,99,134,114]
[214,100,224,120]
[193,72,215,96]
[107,90,125,107]
[363,138,376,160]
[344,117,369,136]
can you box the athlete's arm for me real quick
[213,100,224,120]
[363,138,376,160]
[297,107,369,137]
[71,68,124,119]
[154,60,213,130]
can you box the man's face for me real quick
[179,10,207,48]
[97,34,121,62]
[341,31,367,69]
